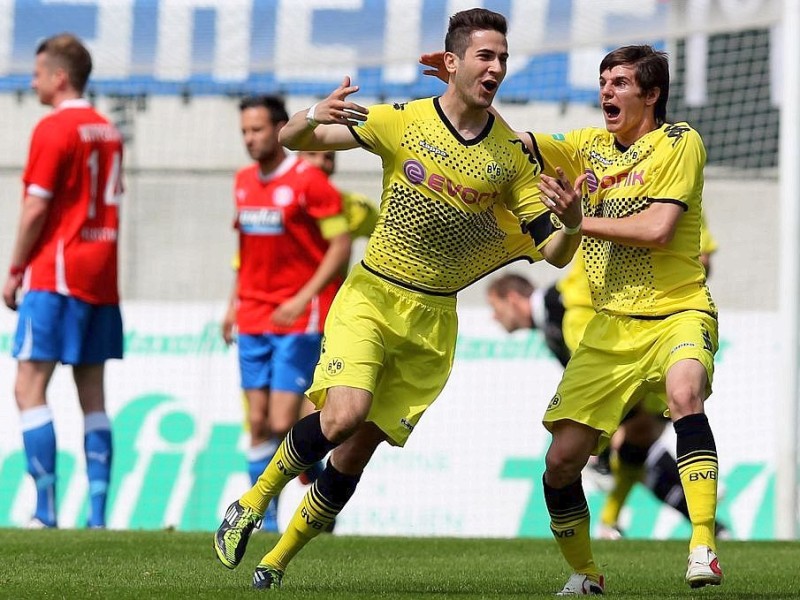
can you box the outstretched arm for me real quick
[279,76,369,151]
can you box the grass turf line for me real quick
[1,529,798,599]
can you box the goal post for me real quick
[777,0,800,541]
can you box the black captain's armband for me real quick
[522,212,558,246]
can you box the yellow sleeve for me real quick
[348,103,404,163]
[530,132,583,182]
[649,125,706,209]
[502,135,556,249]
[318,214,350,239]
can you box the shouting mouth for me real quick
[603,103,621,120]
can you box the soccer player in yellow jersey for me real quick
[422,42,723,595]
[297,150,379,241]
[530,47,723,593]
[213,8,583,590]
[486,219,728,551]
[556,221,727,545]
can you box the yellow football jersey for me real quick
[532,125,716,317]
[700,214,718,256]
[342,190,379,239]
[349,98,557,295]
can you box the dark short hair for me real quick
[600,45,670,126]
[238,95,289,124]
[445,8,507,58]
[488,273,534,298]
[36,33,92,93]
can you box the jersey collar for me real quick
[55,98,91,111]
[433,97,494,147]
[258,154,298,183]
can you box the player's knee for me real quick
[331,445,371,475]
[623,421,661,447]
[667,386,704,418]
[268,417,294,437]
[545,446,586,487]
[14,381,44,411]
[320,408,362,444]
[249,419,270,440]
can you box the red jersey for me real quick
[235,155,344,334]
[23,99,123,305]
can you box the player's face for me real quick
[31,53,60,107]
[240,107,283,163]
[598,63,658,146]
[452,29,508,109]
[487,291,524,333]
[299,151,336,176]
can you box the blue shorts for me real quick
[238,332,322,393]
[13,291,124,365]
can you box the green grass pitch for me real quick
[1,529,798,599]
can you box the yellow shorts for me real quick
[543,310,718,453]
[306,263,458,447]
[562,305,595,355]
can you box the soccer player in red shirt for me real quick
[3,34,124,529]
[220,96,351,532]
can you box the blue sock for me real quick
[248,439,279,532]
[84,412,113,528]
[21,406,57,527]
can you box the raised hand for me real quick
[538,167,587,230]
[419,52,448,84]
[310,76,369,126]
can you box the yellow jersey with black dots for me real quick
[348,97,557,295]
[342,190,379,239]
[532,125,716,317]
[554,211,717,313]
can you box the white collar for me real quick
[258,154,297,183]
[55,98,91,111]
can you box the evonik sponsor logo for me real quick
[403,159,499,205]
[584,168,645,194]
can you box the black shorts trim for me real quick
[625,309,718,321]
[360,261,457,297]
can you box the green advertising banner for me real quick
[0,304,778,539]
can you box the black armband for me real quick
[522,212,558,246]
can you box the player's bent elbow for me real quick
[541,239,580,268]
[546,254,572,269]
[650,226,676,248]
